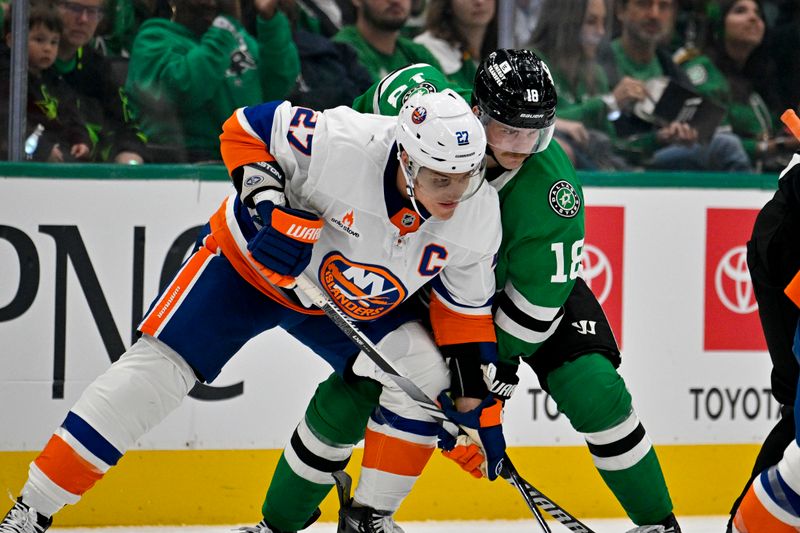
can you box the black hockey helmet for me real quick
[472,49,557,131]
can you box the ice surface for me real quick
[51,516,727,533]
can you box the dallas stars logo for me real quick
[402,82,437,104]
[548,180,580,218]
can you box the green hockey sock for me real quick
[261,372,381,530]
[597,448,673,525]
[547,353,673,526]
[262,455,332,530]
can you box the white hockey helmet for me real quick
[396,89,487,195]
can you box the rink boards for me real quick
[0,164,782,524]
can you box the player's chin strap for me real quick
[293,272,596,533]
[398,148,430,221]
[406,185,428,222]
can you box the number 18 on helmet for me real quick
[472,49,558,155]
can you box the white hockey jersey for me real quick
[211,100,501,346]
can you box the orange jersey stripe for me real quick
[208,198,323,316]
[219,110,275,175]
[362,428,435,477]
[34,434,103,496]
[786,270,800,309]
[139,246,214,337]
[734,483,799,533]
[429,293,496,346]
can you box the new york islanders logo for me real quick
[411,107,427,124]
[319,253,408,320]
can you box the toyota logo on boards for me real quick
[704,208,766,351]
[584,206,625,348]
[715,246,757,315]
[581,243,613,306]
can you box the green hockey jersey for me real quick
[356,63,585,364]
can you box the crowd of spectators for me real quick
[0,0,798,172]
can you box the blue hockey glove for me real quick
[437,392,506,480]
[247,201,323,287]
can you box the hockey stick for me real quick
[503,467,593,532]
[294,273,595,533]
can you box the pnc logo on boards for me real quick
[319,253,408,320]
[704,208,766,351]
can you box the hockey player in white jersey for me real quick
[0,89,503,533]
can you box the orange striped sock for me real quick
[362,427,435,477]
[34,434,104,497]
[734,479,800,533]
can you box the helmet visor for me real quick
[409,159,487,204]
[480,113,555,155]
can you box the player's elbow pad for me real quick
[232,161,286,208]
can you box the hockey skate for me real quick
[625,513,681,533]
[333,471,404,533]
[236,508,320,533]
[0,498,51,533]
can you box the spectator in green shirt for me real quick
[332,0,443,81]
[126,0,300,162]
[412,0,497,90]
[1,3,92,162]
[598,0,751,171]
[53,0,149,163]
[529,0,629,169]
[682,0,798,171]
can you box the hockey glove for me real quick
[482,361,520,402]
[247,201,323,287]
[437,392,506,481]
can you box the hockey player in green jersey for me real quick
[250,51,681,533]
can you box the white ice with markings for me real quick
[52,516,727,532]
